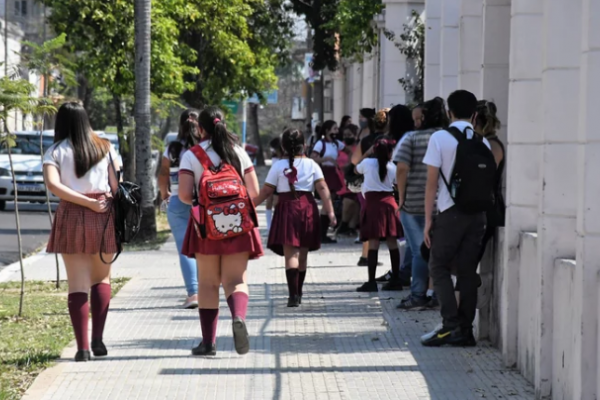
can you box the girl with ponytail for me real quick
[355,137,403,293]
[254,129,336,307]
[178,106,263,357]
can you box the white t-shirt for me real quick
[179,141,254,191]
[356,158,396,194]
[423,121,491,212]
[265,158,324,193]
[43,139,119,194]
[312,140,345,166]
[162,144,190,197]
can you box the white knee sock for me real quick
[266,209,273,231]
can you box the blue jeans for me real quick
[399,242,412,281]
[401,212,429,299]
[167,195,198,297]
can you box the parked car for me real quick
[97,132,124,168]
[0,130,57,211]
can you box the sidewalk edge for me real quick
[0,248,48,283]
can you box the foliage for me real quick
[0,279,129,400]
[396,10,425,104]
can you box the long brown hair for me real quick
[198,106,242,177]
[54,102,110,178]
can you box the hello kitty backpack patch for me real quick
[189,145,257,240]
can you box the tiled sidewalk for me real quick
[16,225,534,400]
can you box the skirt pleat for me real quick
[182,220,264,260]
[46,193,119,255]
[360,192,403,241]
[321,165,344,194]
[267,192,321,256]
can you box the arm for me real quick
[158,156,171,201]
[178,173,195,205]
[490,141,504,167]
[244,170,260,200]
[253,184,276,206]
[424,166,439,248]
[350,144,363,165]
[395,162,409,210]
[44,165,108,213]
[315,180,337,226]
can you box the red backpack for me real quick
[189,145,257,240]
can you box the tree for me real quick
[396,10,425,104]
[134,0,155,241]
[0,76,56,316]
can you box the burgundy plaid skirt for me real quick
[360,192,403,242]
[47,193,119,254]
[267,192,321,256]
[321,165,344,194]
[181,221,264,260]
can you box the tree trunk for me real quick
[133,0,156,241]
[114,95,135,181]
[248,103,265,166]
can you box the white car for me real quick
[97,132,124,168]
[0,130,58,211]
[164,132,178,148]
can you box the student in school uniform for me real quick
[355,137,403,292]
[254,129,336,307]
[310,120,350,244]
[43,102,121,362]
[178,106,263,357]
[265,136,283,232]
[158,109,200,309]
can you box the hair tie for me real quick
[213,118,221,125]
[283,166,298,185]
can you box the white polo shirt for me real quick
[312,140,345,166]
[423,121,491,212]
[356,158,396,194]
[265,158,324,193]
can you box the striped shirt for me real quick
[394,128,437,215]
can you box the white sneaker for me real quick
[183,295,199,309]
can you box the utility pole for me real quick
[241,97,247,144]
[305,28,313,134]
[5,0,8,78]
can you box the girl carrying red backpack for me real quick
[178,107,263,357]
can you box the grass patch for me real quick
[123,210,171,252]
[0,278,129,400]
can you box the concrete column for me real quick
[440,0,460,98]
[573,0,600,398]
[351,63,363,122]
[458,0,483,95]
[535,0,581,397]
[362,54,376,108]
[332,69,345,124]
[480,0,511,144]
[424,0,442,99]
[501,0,544,369]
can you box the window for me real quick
[14,0,27,16]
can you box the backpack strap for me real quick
[190,145,214,170]
[319,139,327,158]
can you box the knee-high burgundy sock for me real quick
[320,215,330,239]
[298,270,307,297]
[90,283,111,340]
[68,292,89,351]
[226,292,249,320]
[389,248,400,279]
[199,309,219,345]
[285,269,299,298]
[368,250,378,283]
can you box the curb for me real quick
[0,248,49,283]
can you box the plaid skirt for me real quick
[182,221,264,260]
[360,192,403,242]
[267,192,321,256]
[47,193,119,254]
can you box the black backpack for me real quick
[101,153,142,263]
[440,126,496,214]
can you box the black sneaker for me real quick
[356,281,378,292]
[357,257,384,267]
[74,350,91,362]
[397,295,428,310]
[381,279,403,291]
[287,295,300,308]
[192,341,217,356]
[375,270,392,282]
[421,326,472,347]
[232,316,250,355]
[322,236,338,244]
[425,296,439,309]
[91,339,108,357]
[462,328,477,347]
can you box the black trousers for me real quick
[428,206,486,330]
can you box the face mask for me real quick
[344,137,356,146]
[359,120,369,129]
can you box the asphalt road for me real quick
[0,202,57,271]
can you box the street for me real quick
[0,202,56,270]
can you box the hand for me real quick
[328,211,337,227]
[162,191,171,202]
[88,196,109,213]
[395,200,404,215]
[424,219,432,248]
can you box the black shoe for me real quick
[462,328,477,347]
[232,317,250,355]
[375,270,392,282]
[91,339,107,357]
[74,350,91,362]
[298,296,302,305]
[425,296,440,309]
[335,223,350,236]
[357,257,383,267]
[381,279,403,291]
[191,341,217,356]
[356,281,378,293]
[322,236,338,244]
[421,326,473,347]
[287,295,300,308]
[397,295,428,310]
